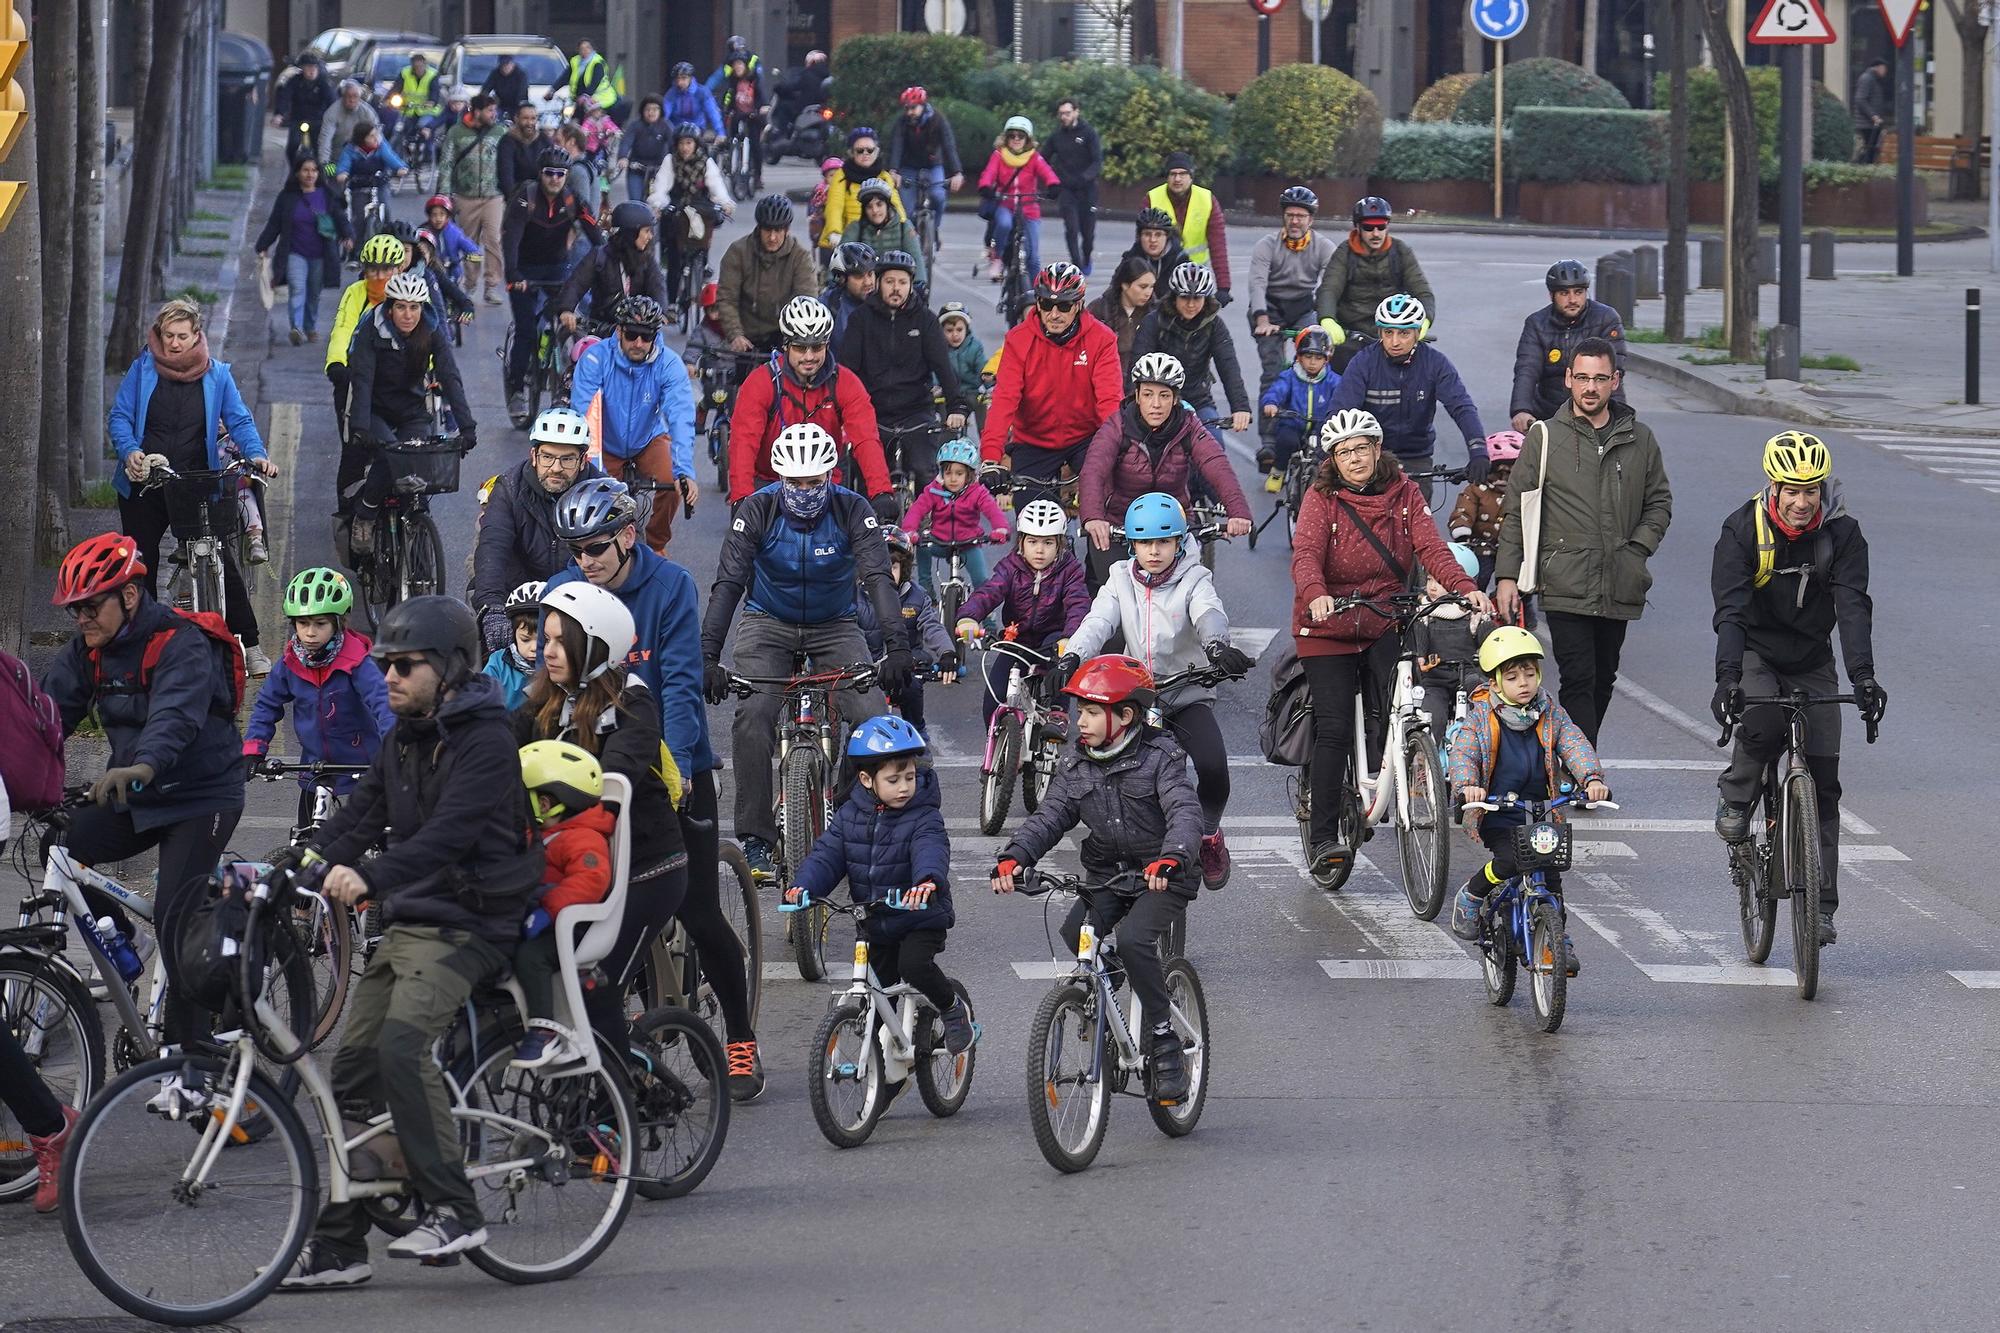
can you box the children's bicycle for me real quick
[918,532,999,634]
[1246,409,1321,551]
[783,892,977,1148]
[962,627,1065,834]
[1460,791,1618,1034]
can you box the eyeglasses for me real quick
[532,447,582,468]
[64,593,113,621]
[381,656,429,678]
[1332,444,1376,461]
[568,537,617,558]
[1037,298,1079,313]
[1358,222,1388,233]
[619,326,657,344]
[852,145,878,155]
[1570,373,1616,387]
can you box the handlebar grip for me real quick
[1866,717,1879,745]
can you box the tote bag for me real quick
[1515,421,1551,596]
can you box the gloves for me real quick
[1855,676,1887,723]
[1054,652,1082,684]
[1204,640,1254,678]
[938,649,959,674]
[871,492,902,525]
[242,754,263,783]
[480,607,512,655]
[1215,288,1232,308]
[1711,675,1743,728]
[522,906,552,940]
[265,844,305,877]
[1320,318,1346,347]
[703,658,730,705]
[1143,857,1181,879]
[879,646,914,696]
[460,429,478,453]
[1463,447,1491,485]
[89,763,155,808]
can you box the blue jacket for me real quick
[108,353,267,499]
[702,484,906,660]
[1327,341,1486,464]
[546,545,716,775]
[859,578,954,664]
[1259,362,1341,434]
[481,645,533,712]
[335,141,409,183]
[662,83,726,139]
[570,337,696,474]
[433,219,481,272]
[243,632,394,791]
[792,767,953,940]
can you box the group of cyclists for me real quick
[3,63,1889,1289]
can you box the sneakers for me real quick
[741,836,776,880]
[1562,933,1580,977]
[1307,841,1349,890]
[1449,886,1485,941]
[1148,1027,1189,1104]
[289,327,304,346]
[725,1040,766,1102]
[244,646,273,677]
[1715,798,1752,844]
[939,999,975,1055]
[145,1072,208,1120]
[29,1104,79,1213]
[305,329,319,343]
[276,1240,373,1290]
[1256,447,1276,473]
[246,531,270,564]
[384,1208,488,1260]
[1817,918,1838,947]
[511,1020,582,1070]
[1199,831,1231,891]
[1265,469,1284,494]
[987,256,1003,282]
[484,290,505,306]
[1081,261,1092,277]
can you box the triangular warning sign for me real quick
[1748,0,1836,44]
[1876,0,1921,48]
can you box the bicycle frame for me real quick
[1071,915,1197,1089]
[978,639,1053,770]
[30,847,170,1058]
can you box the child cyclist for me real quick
[860,530,959,737]
[511,740,617,1069]
[991,655,1203,1104]
[243,567,394,827]
[1059,492,1256,891]
[785,716,974,1055]
[938,303,988,427]
[953,498,1090,725]
[482,580,544,710]
[1257,324,1342,492]
[902,437,1009,594]
[1445,625,1609,976]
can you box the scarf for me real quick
[148,326,212,383]
[780,481,831,523]
[363,274,391,304]
[1133,551,1181,590]
[1496,681,1547,733]
[1082,718,1143,763]
[1765,486,1824,541]
[842,159,878,185]
[999,145,1035,170]
[1283,231,1313,252]
[294,628,345,670]
[505,642,535,676]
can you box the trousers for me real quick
[452,194,506,299]
[1300,637,1397,848]
[867,924,956,1013]
[1544,611,1628,747]
[728,613,885,846]
[1059,879,1190,1027]
[1717,651,1844,913]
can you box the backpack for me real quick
[0,646,65,811]
[732,80,757,115]
[1259,638,1313,768]
[141,610,249,715]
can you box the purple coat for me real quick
[1079,402,1252,528]
[957,547,1091,643]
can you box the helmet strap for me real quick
[1083,707,1143,761]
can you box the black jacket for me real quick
[471,457,602,627]
[503,180,602,278]
[1045,119,1102,188]
[622,116,674,171]
[511,677,685,875]
[1509,298,1627,420]
[275,69,337,128]
[480,65,532,117]
[1132,297,1250,414]
[314,673,543,943]
[346,306,477,445]
[555,240,671,322]
[253,182,352,287]
[497,128,550,199]
[837,291,967,425]
[1122,235,1189,286]
[1852,67,1892,126]
[886,106,962,176]
[1711,485,1874,682]
[1002,729,1203,890]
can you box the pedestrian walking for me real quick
[1852,57,1892,165]
[1046,98,1102,274]
[443,94,509,305]
[255,155,352,345]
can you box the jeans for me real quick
[285,252,329,333]
[1056,183,1097,268]
[1717,651,1844,913]
[866,924,955,1013]
[119,489,260,647]
[506,263,568,393]
[1543,611,1629,747]
[917,539,987,602]
[1060,877,1192,1027]
[898,165,947,231]
[1301,638,1397,848]
[1005,438,1086,513]
[993,208,1040,277]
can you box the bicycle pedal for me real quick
[418,1253,463,1269]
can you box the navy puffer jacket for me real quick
[791,766,953,940]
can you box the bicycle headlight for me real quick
[388,92,404,109]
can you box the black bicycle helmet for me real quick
[1352,195,1392,225]
[370,595,481,688]
[829,240,877,277]
[672,60,695,77]
[614,294,665,331]
[672,119,702,142]
[1278,184,1319,213]
[875,248,917,277]
[537,145,572,173]
[382,218,418,245]
[610,200,653,233]
[754,194,794,229]
[1135,206,1174,233]
[1545,259,1591,291]
[554,477,638,541]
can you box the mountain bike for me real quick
[1719,690,1877,1001]
[140,458,258,621]
[356,432,466,631]
[959,628,1065,834]
[0,919,101,1204]
[1461,791,1619,1034]
[393,114,441,195]
[784,891,977,1148]
[994,188,1037,327]
[497,278,573,427]
[661,203,716,334]
[912,190,940,278]
[694,344,768,493]
[1012,868,1209,1173]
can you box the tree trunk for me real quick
[1131,0,1159,64]
[131,0,153,122]
[36,0,78,557]
[1942,1,1987,150]
[109,0,191,370]
[0,17,43,652]
[71,0,108,488]
[1581,0,1600,75]
[1664,0,1690,341]
[1699,0,1760,361]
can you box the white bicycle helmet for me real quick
[505,580,547,616]
[1374,292,1427,329]
[538,581,636,682]
[529,405,591,448]
[1130,352,1186,391]
[778,295,835,345]
[770,423,839,479]
[1016,498,1069,537]
[1319,408,1384,449]
[1167,262,1217,300]
[383,269,430,304]
[1003,114,1034,137]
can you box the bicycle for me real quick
[57,804,641,1326]
[1461,791,1620,1033]
[959,627,1065,835]
[660,203,717,334]
[919,530,999,634]
[912,190,940,277]
[348,180,389,249]
[138,457,258,621]
[250,759,374,1046]
[878,416,938,513]
[1101,515,1233,581]
[1011,868,1209,1173]
[355,430,467,631]
[1246,409,1323,552]
[724,113,757,201]
[992,188,1038,327]
[783,891,976,1148]
[693,344,769,493]
[497,278,574,427]
[1719,690,1877,1001]
[635,840,764,1040]
[0,918,102,1205]
[393,114,441,195]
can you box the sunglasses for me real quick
[381,656,430,678]
[1037,298,1079,313]
[852,145,878,155]
[540,166,570,177]
[64,593,114,621]
[569,537,617,558]
[619,326,657,343]
[1358,222,1389,232]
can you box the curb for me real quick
[1621,345,2000,438]
[208,155,265,354]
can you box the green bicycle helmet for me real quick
[283,567,354,618]
[357,233,408,268]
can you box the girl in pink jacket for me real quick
[978,115,1061,282]
[902,438,1009,592]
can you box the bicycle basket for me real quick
[1511,820,1572,873]
[381,439,462,495]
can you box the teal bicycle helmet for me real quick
[937,438,980,470]
[1123,492,1187,540]
[1446,542,1479,582]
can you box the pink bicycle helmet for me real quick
[570,334,605,365]
[819,156,842,173]
[1485,430,1524,463]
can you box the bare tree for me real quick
[1940,0,1988,156]
[70,0,108,488]
[0,30,43,650]
[1664,0,1690,341]
[36,0,77,557]
[109,0,191,370]
[1698,0,1760,361]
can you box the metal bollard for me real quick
[1600,263,1636,327]
[1969,289,1982,406]
[1699,237,1725,289]
[1633,245,1661,300]
[1808,229,1836,280]
[1765,322,1800,382]
[1755,235,1778,285]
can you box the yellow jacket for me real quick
[325,281,381,370]
[820,169,906,250]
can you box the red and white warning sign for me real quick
[1748,0,1836,44]
[1876,0,1922,48]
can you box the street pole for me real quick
[1312,2,1322,65]
[1896,34,1915,276]
[1493,40,1505,220]
[1778,43,1802,331]
[1988,0,1998,273]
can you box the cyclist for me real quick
[1509,259,1627,431]
[472,406,601,651]
[821,240,876,346]
[1148,151,1230,303]
[976,115,1059,284]
[1711,433,1883,948]
[978,262,1122,510]
[618,96,672,202]
[839,249,968,492]
[327,232,405,454]
[845,180,925,289]
[1133,261,1251,437]
[663,61,725,140]
[441,99,508,304]
[1247,185,1338,467]
[772,48,829,130]
[1448,430,1519,589]
[953,497,1089,724]
[715,194,818,359]
[420,196,481,292]
[476,53,529,116]
[1122,205,1188,284]
[1326,294,1489,501]
[569,294,697,552]
[496,100,549,199]
[1046,97,1103,273]
[343,269,478,557]
[990,654,1203,1103]
[700,424,911,880]
[273,50,335,162]
[705,34,763,99]
[903,436,1008,593]
[482,579,544,709]
[332,122,409,246]
[820,126,905,262]
[564,39,619,116]
[887,86,964,235]
[716,54,769,191]
[277,596,543,1281]
[316,78,379,168]
[1259,326,1340,491]
[728,295,896,516]
[646,121,733,315]
[554,200,670,334]
[860,529,959,737]
[1315,196,1436,372]
[502,145,603,423]
[542,480,761,1098]
[391,50,444,148]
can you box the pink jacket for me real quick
[903,480,1010,546]
[978,151,1060,220]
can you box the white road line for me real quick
[1601,758,1724,771]
[1636,963,1799,986]
[1319,958,1481,980]
[1851,432,2000,445]
[1948,971,2000,989]
[1321,888,1469,960]
[1010,961,1072,980]
[1840,844,1911,862]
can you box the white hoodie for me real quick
[1068,537,1231,705]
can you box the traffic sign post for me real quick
[1747,0,1835,379]
[1468,0,1528,220]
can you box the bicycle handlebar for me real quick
[1717,691,1877,748]
[724,662,881,699]
[1008,867,1149,898]
[1461,794,1619,816]
[253,759,371,781]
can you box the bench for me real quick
[1878,133,1987,199]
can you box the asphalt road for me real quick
[5,174,1999,1332]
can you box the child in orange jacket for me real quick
[512,740,618,1070]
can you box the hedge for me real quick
[1803,159,1894,187]
[1510,107,1666,184]
[1453,56,1629,126]
[1652,67,1853,183]
[1374,121,1505,181]
[1232,64,1382,179]
[934,97,1000,162]
[829,33,988,128]
[1411,72,1478,124]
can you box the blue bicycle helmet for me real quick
[847,714,928,760]
[1446,542,1479,582]
[937,438,980,470]
[554,477,637,541]
[1123,492,1187,540]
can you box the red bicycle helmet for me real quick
[900,86,928,106]
[54,532,146,606]
[1062,654,1155,708]
[424,194,453,215]
[1034,261,1086,305]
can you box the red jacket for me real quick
[728,356,890,503]
[1289,473,1477,657]
[979,312,1123,463]
[535,804,616,916]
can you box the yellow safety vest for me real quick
[1148,182,1214,267]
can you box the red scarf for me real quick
[148,326,212,382]
[1766,487,1824,541]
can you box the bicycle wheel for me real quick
[399,511,447,603]
[1025,982,1110,1173]
[980,714,1021,835]
[192,552,225,620]
[939,581,966,637]
[627,1006,730,1200]
[915,980,976,1118]
[1290,772,1313,869]
[1733,839,1777,964]
[808,998,885,1148]
[1146,958,1209,1137]
[1528,901,1568,1033]
[781,747,833,981]
[0,958,103,1202]
[527,338,552,423]
[718,842,764,1027]
[459,1045,638,1284]
[1396,737,1451,921]
[1481,915,1516,1006]
[295,890,352,1048]
[61,1054,317,1326]
[1022,734,1061,813]
[710,416,731,492]
[1783,769,1823,1001]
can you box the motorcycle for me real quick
[764,74,835,165]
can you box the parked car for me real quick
[305,27,437,83]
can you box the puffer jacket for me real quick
[902,479,1008,547]
[821,165,907,249]
[1079,401,1250,527]
[471,458,604,637]
[1289,471,1479,656]
[1314,232,1437,335]
[570,335,695,470]
[957,548,1091,642]
[859,578,955,665]
[1494,403,1673,622]
[1067,540,1230,704]
[1002,729,1203,888]
[243,632,394,791]
[846,215,927,288]
[1445,684,1603,834]
[1448,481,1506,554]
[792,766,953,940]
[1510,298,1627,420]
[554,241,671,326]
[482,646,533,711]
[1132,298,1249,414]
[512,675,686,876]
[531,804,616,916]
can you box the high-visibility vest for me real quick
[1147,182,1214,266]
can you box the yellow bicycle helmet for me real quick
[357,233,408,269]
[1762,431,1830,486]
[1478,625,1544,677]
[519,740,604,825]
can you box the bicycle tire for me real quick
[914,979,976,1118]
[979,714,1021,836]
[1147,958,1209,1137]
[1733,838,1777,964]
[1025,982,1110,1173]
[939,581,966,639]
[298,891,353,1048]
[808,998,885,1148]
[718,842,764,1027]
[1528,901,1567,1032]
[193,552,225,620]
[781,746,833,981]
[627,1005,730,1199]
[399,510,447,603]
[1784,769,1823,1000]
[527,336,552,424]
[1397,737,1451,921]
[0,957,103,1202]
[1022,734,1061,813]
[1291,772,1313,870]
[1481,914,1516,1006]
[710,416,731,493]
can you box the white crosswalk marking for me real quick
[1849,430,2000,495]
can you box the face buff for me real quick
[780,481,831,522]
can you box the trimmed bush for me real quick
[1232,64,1383,179]
[1803,159,1894,187]
[1653,67,1857,184]
[939,61,1230,186]
[1453,56,1629,126]
[1411,72,1478,123]
[935,97,1001,160]
[1811,82,1851,162]
[830,34,987,128]
[1511,107,1666,184]
[1374,120,1504,181]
